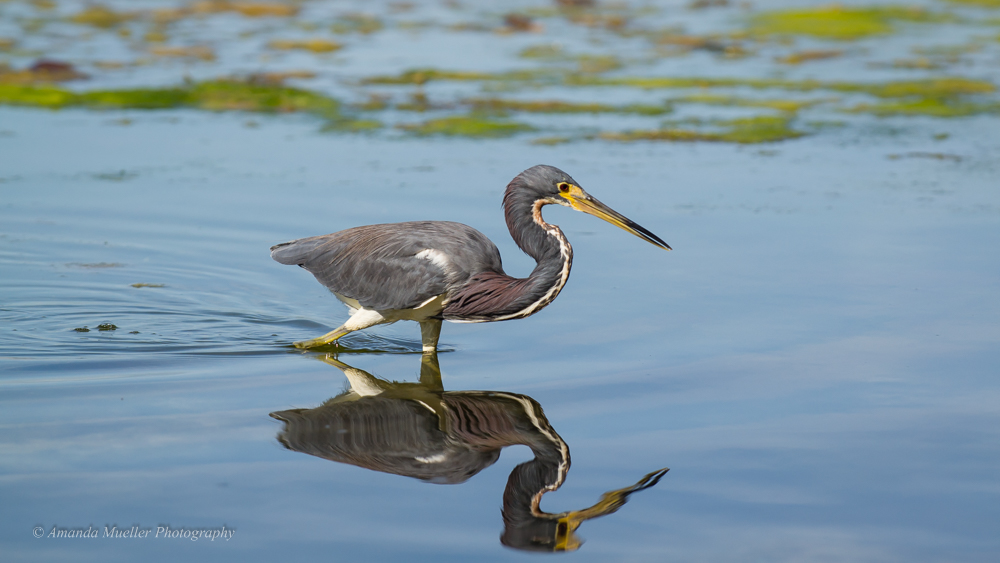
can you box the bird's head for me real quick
[508,164,671,251]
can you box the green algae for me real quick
[674,94,822,112]
[188,81,338,115]
[715,115,807,143]
[519,44,565,59]
[70,5,136,28]
[575,55,623,73]
[330,13,384,34]
[749,6,953,40]
[130,283,165,288]
[78,88,190,109]
[361,68,545,86]
[0,84,76,107]
[321,118,383,132]
[0,80,340,118]
[857,78,994,98]
[599,115,805,144]
[366,69,996,104]
[400,114,533,138]
[941,0,1000,7]
[570,75,995,99]
[466,98,670,115]
[850,97,1000,116]
[267,38,343,53]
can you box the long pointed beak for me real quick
[569,194,671,251]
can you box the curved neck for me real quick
[498,195,574,320]
[442,189,574,321]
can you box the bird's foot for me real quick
[294,327,350,349]
[293,338,334,349]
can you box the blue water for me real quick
[2,0,1000,561]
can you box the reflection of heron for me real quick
[269,352,668,552]
[271,165,669,350]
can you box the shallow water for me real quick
[2,0,1000,561]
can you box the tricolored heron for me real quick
[271,164,669,351]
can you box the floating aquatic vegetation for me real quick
[516,45,623,73]
[749,5,953,40]
[940,0,1000,7]
[131,283,166,288]
[321,118,383,132]
[268,39,343,53]
[70,5,137,28]
[0,38,17,52]
[190,1,299,18]
[144,26,169,43]
[0,79,340,118]
[96,323,118,331]
[0,60,88,84]
[519,44,565,59]
[674,94,822,113]
[850,97,1000,116]
[361,68,545,85]
[465,98,671,115]
[872,57,943,69]
[149,45,216,60]
[246,71,317,84]
[500,13,543,33]
[94,170,137,181]
[530,136,573,145]
[399,114,533,137]
[73,327,90,332]
[575,55,622,73]
[648,32,747,57]
[362,68,996,103]
[598,115,805,143]
[568,75,995,100]
[67,1,297,37]
[395,91,449,112]
[560,9,630,31]
[331,14,384,34]
[776,50,844,64]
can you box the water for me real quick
[2,0,1000,561]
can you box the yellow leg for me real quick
[419,319,442,352]
[294,326,351,349]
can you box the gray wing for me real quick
[270,221,504,311]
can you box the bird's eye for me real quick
[558,183,570,193]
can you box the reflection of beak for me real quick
[567,192,671,251]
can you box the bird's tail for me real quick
[270,236,328,266]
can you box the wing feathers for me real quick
[271,221,504,311]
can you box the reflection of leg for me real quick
[317,353,389,397]
[419,350,443,392]
[419,319,442,352]
[294,308,387,349]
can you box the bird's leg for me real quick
[419,319,442,352]
[294,308,387,349]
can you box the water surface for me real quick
[2,0,999,561]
